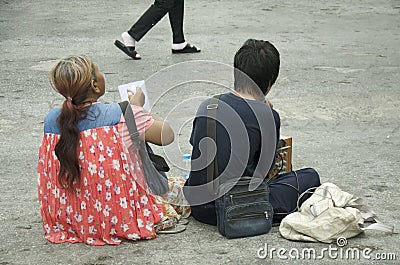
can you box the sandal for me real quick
[114,40,141,60]
[172,43,201,54]
[178,218,189,225]
[156,224,186,234]
[155,218,176,231]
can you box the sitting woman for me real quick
[37,55,188,245]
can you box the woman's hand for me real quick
[128,87,145,107]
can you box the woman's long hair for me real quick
[50,55,95,191]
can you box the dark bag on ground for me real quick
[216,177,273,239]
[268,167,321,224]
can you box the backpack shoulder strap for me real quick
[118,101,129,113]
[118,101,140,148]
[207,95,221,195]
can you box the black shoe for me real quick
[172,43,201,54]
[114,40,141,60]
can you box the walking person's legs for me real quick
[168,0,185,45]
[115,0,200,59]
[128,0,174,42]
[169,0,200,53]
[115,0,174,60]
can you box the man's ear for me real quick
[91,80,101,94]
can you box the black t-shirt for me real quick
[184,93,281,225]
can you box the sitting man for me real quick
[184,39,283,225]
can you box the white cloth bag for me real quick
[279,183,394,243]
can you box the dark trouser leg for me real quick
[168,0,185,44]
[190,204,217,226]
[128,0,175,42]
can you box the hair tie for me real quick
[65,96,75,105]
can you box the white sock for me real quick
[122,32,135,47]
[171,41,187,50]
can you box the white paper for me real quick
[118,80,151,111]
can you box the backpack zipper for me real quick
[229,190,266,204]
[229,211,269,221]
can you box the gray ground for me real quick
[0,0,399,264]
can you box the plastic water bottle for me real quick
[181,154,191,180]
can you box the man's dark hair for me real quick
[234,39,280,95]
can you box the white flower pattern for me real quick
[94,200,102,212]
[112,160,120,171]
[79,151,84,161]
[38,125,166,245]
[89,226,97,235]
[59,193,67,204]
[98,141,104,151]
[97,183,102,192]
[103,205,111,217]
[143,209,151,217]
[111,216,118,225]
[88,162,97,175]
[98,167,105,178]
[89,145,95,154]
[114,185,121,195]
[121,223,129,232]
[88,215,94,223]
[140,195,148,205]
[105,179,112,189]
[105,192,112,201]
[120,197,128,209]
[106,146,113,157]
[98,154,106,164]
